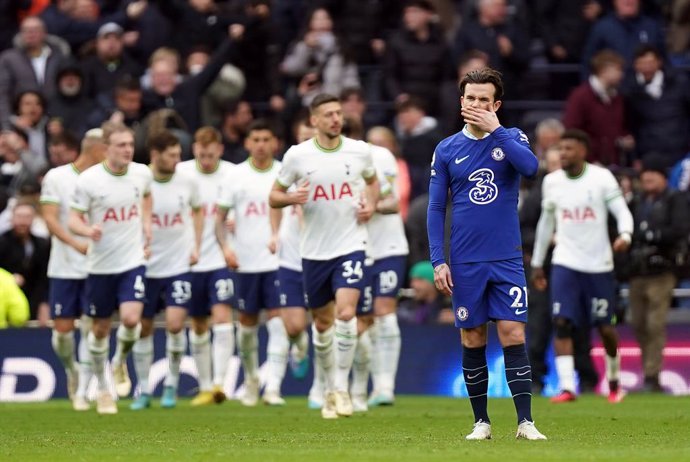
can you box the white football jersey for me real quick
[276,136,376,260]
[147,170,201,278]
[177,159,236,272]
[541,163,624,273]
[278,202,302,272]
[40,163,88,279]
[71,162,152,274]
[217,159,280,273]
[367,145,409,260]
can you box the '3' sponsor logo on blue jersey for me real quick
[468,168,498,205]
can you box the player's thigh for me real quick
[143,277,167,320]
[549,265,587,327]
[356,262,374,317]
[164,273,193,312]
[235,272,262,316]
[450,262,490,329]
[487,258,529,324]
[208,268,236,308]
[85,273,119,319]
[277,267,307,309]
[371,256,406,306]
[117,265,147,306]
[583,270,617,327]
[332,251,367,317]
[49,278,86,322]
[302,258,337,309]
[260,271,280,311]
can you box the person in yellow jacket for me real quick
[0,267,30,328]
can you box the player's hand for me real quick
[356,192,375,224]
[143,242,151,260]
[189,247,199,266]
[461,106,500,133]
[291,180,310,205]
[531,267,548,291]
[267,234,279,254]
[496,35,513,56]
[612,236,630,253]
[126,0,148,20]
[433,263,453,296]
[223,247,239,270]
[73,240,89,255]
[229,24,245,40]
[90,224,102,242]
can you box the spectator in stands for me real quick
[367,125,411,221]
[398,260,450,325]
[221,100,253,164]
[0,1,32,52]
[80,22,143,100]
[0,16,67,129]
[47,132,79,167]
[47,60,90,136]
[87,75,145,133]
[406,191,451,267]
[395,97,443,201]
[340,87,389,137]
[582,0,665,73]
[0,267,30,328]
[624,45,690,169]
[535,0,602,98]
[667,0,690,64]
[281,7,360,105]
[563,49,634,166]
[141,25,245,132]
[10,91,51,169]
[384,0,454,117]
[628,156,690,393]
[0,128,42,194]
[453,0,530,99]
[532,118,564,164]
[0,202,50,325]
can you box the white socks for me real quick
[290,330,309,362]
[351,329,371,398]
[76,316,93,399]
[555,355,576,393]
[334,318,358,392]
[605,351,620,383]
[112,323,141,366]
[132,335,154,395]
[311,323,335,392]
[238,324,259,382]
[52,330,75,372]
[189,330,212,392]
[88,332,109,392]
[375,313,401,395]
[265,317,289,394]
[165,330,187,389]
[212,323,235,387]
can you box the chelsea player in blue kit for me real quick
[427,68,547,440]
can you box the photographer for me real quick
[628,156,690,392]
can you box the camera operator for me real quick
[628,156,690,392]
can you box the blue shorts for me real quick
[236,271,280,314]
[143,273,193,319]
[277,267,307,308]
[189,268,235,317]
[450,258,528,328]
[85,266,146,318]
[550,265,617,327]
[49,278,87,319]
[302,251,366,309]
[370,256,406,298]
[357,261,374,315]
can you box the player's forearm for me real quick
[215,210,229,250]
[493,126,538,178]
[531,209,556,268]
[43,212,80,248]
[607,195,634,238]
[269,207,282,235]
[376,193,399,214]
[68,211,93,238]
[192,209,204,252]
[269,189,294,208]
[365,177,380,209]
[427,183,448,267]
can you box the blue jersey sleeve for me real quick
[427,146,449,268]
[492,126,538,178]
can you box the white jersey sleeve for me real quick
[71,162,152,274]
[40,164,88,279]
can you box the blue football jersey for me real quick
[427,125,538,266]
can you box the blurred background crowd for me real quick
[1,0,690,374]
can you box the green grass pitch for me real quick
[2,395,689,462]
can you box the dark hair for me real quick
[341,116,363,140]
[247,118,276,136]
[115,75,141,94]
[309,93,340,113]
[49,131,79,152]
[340,87,365,102]
[405,0,435,12]
[223,100,251,117]
[396,95,427,114]
[12,90,45,114]
[459,67,504,100]
[147,130,179,153]
[590,49,625,75]
[561,129,591,152]
[634,44,662,61]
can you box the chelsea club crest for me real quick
[456,306,469,321]
[491,147,505,161]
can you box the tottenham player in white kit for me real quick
[177,127,237,406]
[41,129,106,411]
[270,94,380,419]
[216,119,290,406]
[341,118,409,411]
[531,129,633,404]
[129,131,203,410]
[69,122,153,414]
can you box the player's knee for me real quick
[190,317,208,335]
[239,313,259,327]
[554,318,573,339]
[120,314,140,329]
[53,318,74,334]
[335,302,356,321]
[140,321,154,338]
[91,320,110,339]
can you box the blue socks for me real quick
[462,345,490,423]
[503,343,533,423]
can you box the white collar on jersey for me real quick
[462,124,491,140]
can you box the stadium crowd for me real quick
[1,0,690,396]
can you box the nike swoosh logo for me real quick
[467,372,482,380]
[517,370,530,376]
[455,155,470,164]
[346,277,361,284]
[515,309,527,315]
